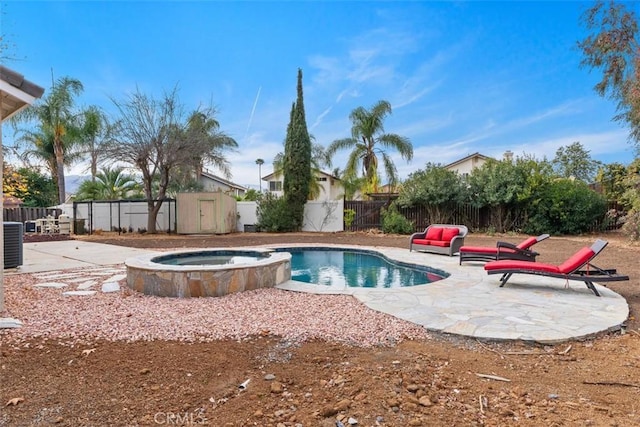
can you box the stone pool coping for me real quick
[268,244,629,344]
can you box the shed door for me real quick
[199,199,216,232]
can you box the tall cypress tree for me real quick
[283,68,312,230]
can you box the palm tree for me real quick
[255,158,264,191]
[79,106,112,180]
[326,100,413,197]
[14,125,85,188]
[184,110,238,180]
[75,166,141,201]
[12,76,84,204]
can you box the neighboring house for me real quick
[199,168,247,197]
[444,152,492,177]
[262,170,344,201]
[366,183,400,200]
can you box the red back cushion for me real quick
[425,227,443,241]
[557,247,595,274]
[516,236,538,250]
[441,227,460,242]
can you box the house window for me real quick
[269,181,282,191]
[316,177,327,181]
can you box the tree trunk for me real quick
[147,200,161,233]
[54,137,66,205]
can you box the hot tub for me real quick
[125,248,291,298]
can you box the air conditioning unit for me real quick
[4,222,24,269]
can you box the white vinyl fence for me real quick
[236,200,344,233]
[68,200,176,234]
[59,199,343,234]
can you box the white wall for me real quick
[302,200,343,232]
[236,200,344,232]
[237,201,259,231]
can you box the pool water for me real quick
[152,250,269,266]
[283,248,446,288]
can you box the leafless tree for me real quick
[107,87,237,233]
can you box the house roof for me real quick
[444,152,492,169]
[0,66,45,120]
[262,169,340,181]
[200,169,247,191]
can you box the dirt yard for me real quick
[1,231,639,426]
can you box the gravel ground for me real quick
[1,269,431,347]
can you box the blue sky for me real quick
[2,1,639,189]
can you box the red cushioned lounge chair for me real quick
[459,234,550,265]
[484,239,629,296]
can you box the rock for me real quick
[386,397,400,407]
[62,290,96,296]
[264,374,276,381]
[418,396,433,407]
[406,384,420,392]
[335,399,351,411]
[101,282,120,293]
[347,417,358,425]
[34,282,68,289]
[400,402,418,411]
[76,281,97,290]
[0,318,22,329]
[320,406,338,417]
[106,274,127,282]
[408,418,423,426]
[270,381,284,394]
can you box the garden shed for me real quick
[176,191,237,234]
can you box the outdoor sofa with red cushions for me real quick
[459,233,550,265]
[409,224,468,256]
[484,239,629,296]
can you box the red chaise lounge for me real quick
[459,234,550,265]
[484,239,629,296]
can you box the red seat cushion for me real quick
[516,237,538,250]
[484,260,560,274]
[557,247,595,274]
[441,227,460,242]
[428,240,450,247]
[425,227,443,241]
[460,246,498,254]
[412,239,431,246]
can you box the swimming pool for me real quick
[275,247,447,288]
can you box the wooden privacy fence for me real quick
[344,200,485,232]
[344,200,622,233]
[3,207,62,223]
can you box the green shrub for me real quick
[256,193,296,232]
[344,209,356,228]
[381,205,414,235]
[523,179,607,235]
